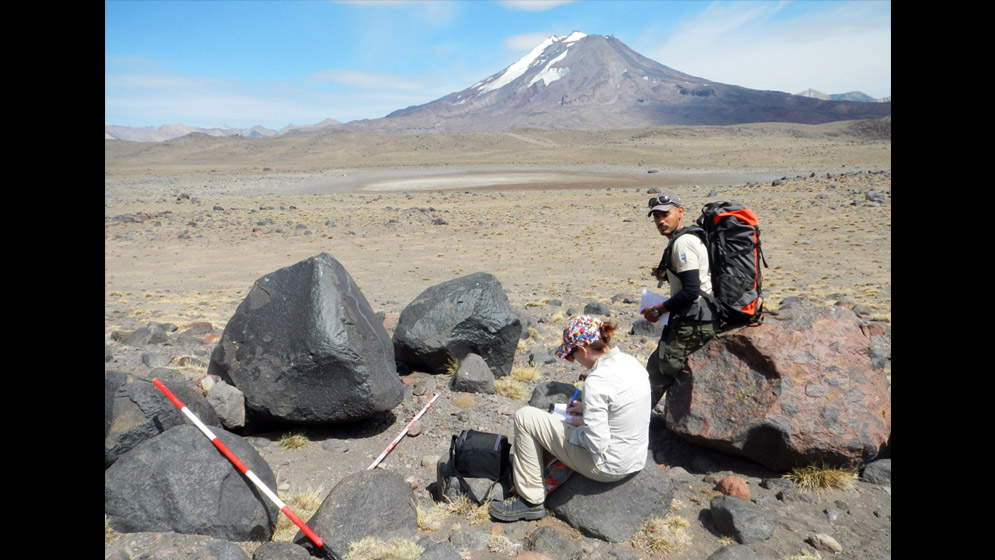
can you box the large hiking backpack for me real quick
[661,201,767,328]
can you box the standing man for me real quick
[641,193,718,409]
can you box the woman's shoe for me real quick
[489,496,546,521]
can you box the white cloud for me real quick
[497,0,575,12]
[638,1,891,98]
[309,69,428,91]
[502,32,557,52]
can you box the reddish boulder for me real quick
[664,305,891,472]
[716,475,750,500]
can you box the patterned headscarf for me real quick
[555,315,603,359]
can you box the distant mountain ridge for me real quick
[794,89,889,103]
[105,32,889,141]
[103,118,342,143]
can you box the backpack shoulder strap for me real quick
[658,225,706,274]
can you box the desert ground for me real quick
[105,120,890,330]
[105,119,891,559]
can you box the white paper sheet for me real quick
[639,288,670,325]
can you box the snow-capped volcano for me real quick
[364,32,889,132]
[471,31,587,96]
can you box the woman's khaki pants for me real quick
[510,406,628,505]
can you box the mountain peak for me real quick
[474,31,589,95]
[375,33,890,132]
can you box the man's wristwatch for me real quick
[651,307,661,318]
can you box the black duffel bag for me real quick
[447,429,511,503]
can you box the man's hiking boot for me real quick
[489,496,546,521]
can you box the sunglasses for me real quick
[648,195,681,209]
[565,347,578,362]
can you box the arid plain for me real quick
[105,119,891,335]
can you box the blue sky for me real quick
[105,0,891,130]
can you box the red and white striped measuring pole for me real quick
[151,378,343,560]
[366,391,441,471]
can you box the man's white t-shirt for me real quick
[666,233,713,299]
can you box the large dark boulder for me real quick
[207,253,404,427]
[104,424,279,541]
[393,272,522,377]
[294,469,417,555]
[105,370,221,468]
[545,458,673,543]
[664,305,891,471]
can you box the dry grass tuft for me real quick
[272,487,325,542]
[784,463,858,492]
[487,533,521,556]
[444,353,460,376]
[494,376,528,400]
[510,364,541,382]
[444,495,491,526]
[345,536,423,560]
[631,515,693,555]
[277,430,310,450]
[416,502,450,532]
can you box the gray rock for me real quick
[141,352,173,368]
[123,322,171,346]
[546,460,673,542]
[420,541,462,560]
[105,424,279,541]
[435,458,508,504]
[862,458,891,485]
[449,353,496,394]
[583,302,611,316]
[294,470,417,554]
[629,318,663,337]
[104,531,251,560]
[252,541,312,560]
[207,253,403,427]
[105,371,221,468]
[393,272,522,377]
[448,528,491,552]
[709,495,776,544]
[706,544,762,560]
[207,379,246,429]
[526,525,582,558]
[528,380,580,412]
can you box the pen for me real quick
[568,387,580,409]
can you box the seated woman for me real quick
[490,315,652,521]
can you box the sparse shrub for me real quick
[494,376,527,400]
[487,533,521,556]
[784,463,858,492]
[272,487,324,542]
[443,495,490,526]
[631,515,693,555]
[345,536,423,560]
[510,364,540,382]
[444,354,460,376]
[416,502,450,532]
[277,430,310,450]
